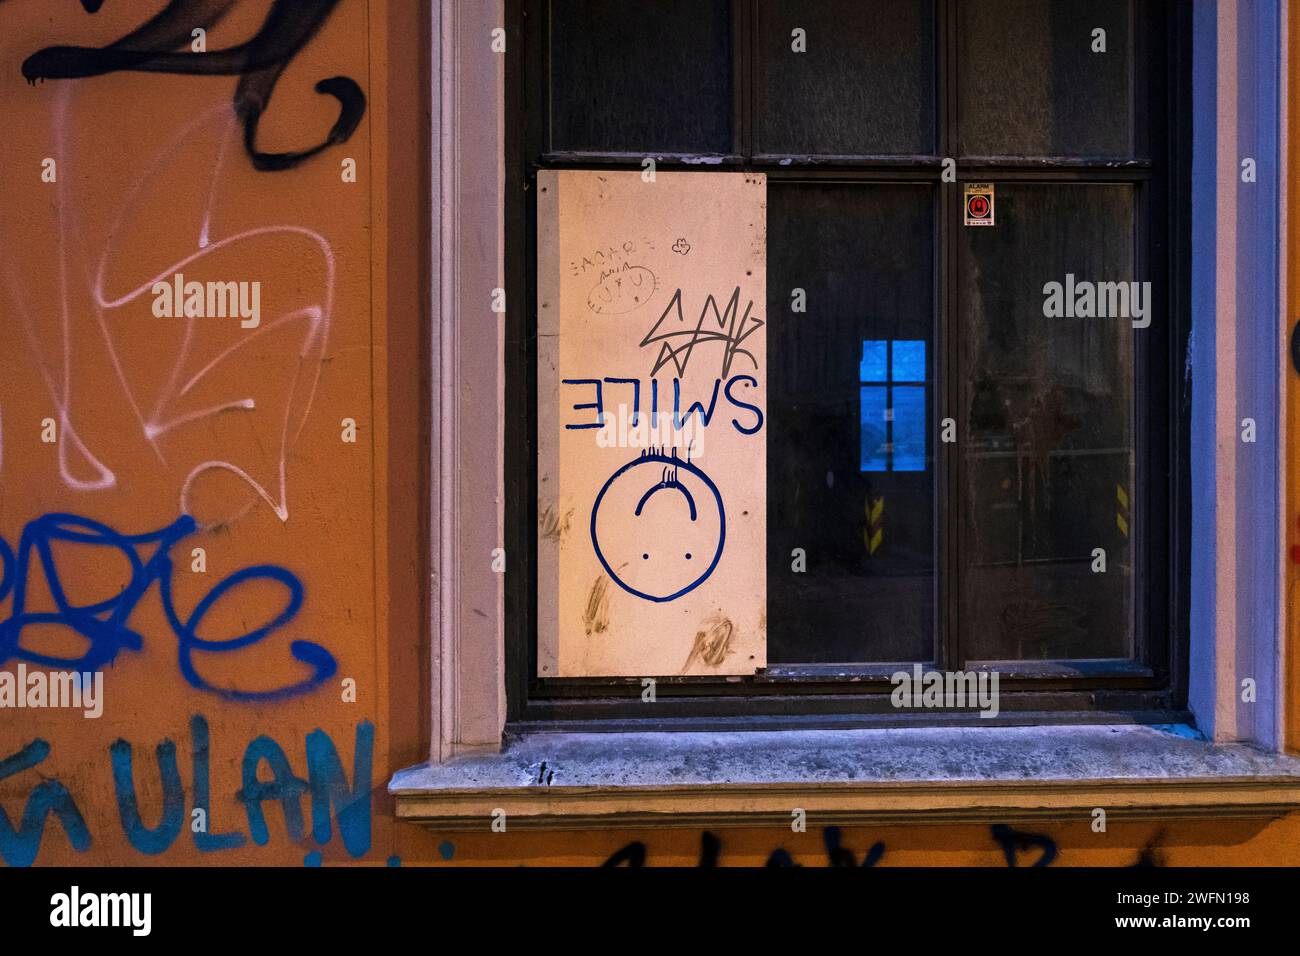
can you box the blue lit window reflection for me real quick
[860,339,926,472]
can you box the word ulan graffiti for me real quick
[0,716,373,866]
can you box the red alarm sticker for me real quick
[964,183,995,226]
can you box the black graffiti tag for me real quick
[20,0,365,172]
[991,824,1059,867]
[598,823,1166,868]
[640,286,764,380]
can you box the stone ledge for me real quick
[389,724,1300,830]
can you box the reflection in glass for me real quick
[958,183,1136,662]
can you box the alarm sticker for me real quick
[964,183,995,226]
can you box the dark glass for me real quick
[957,0,1133,157]
[548,0,734,154]
[767,183,935,663]
[958,183,1136,662]
[756,0,935,156]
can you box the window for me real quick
[507,0,1188,722]
[860,339,927,474]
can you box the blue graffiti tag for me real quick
[0,513,335,701]
[2,717,374,865]
[0,738,91,867]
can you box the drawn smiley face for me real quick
[590,451,725,603]
[586,263,658,315]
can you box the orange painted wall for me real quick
[435,817,1300,867]
[0,1,1295,869]
[0,0,432,867]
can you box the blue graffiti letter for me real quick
[110,736,184,855]
[237,735,307,845]
[0,739,91,867]
[306,720,374,858]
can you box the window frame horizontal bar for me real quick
[538,151,1156,178]
[966,659,1154,679]
[510,694,1185,726]
[541,150,745,166]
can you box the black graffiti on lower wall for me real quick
[19,0,365,172]
[990,823,1057,867]
[604,825,1162,867]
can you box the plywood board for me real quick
[538,170,767,677]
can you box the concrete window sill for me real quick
[389,724,1300,830]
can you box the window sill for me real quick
[389,724,1300,830]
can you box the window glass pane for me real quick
[860,340,889,382]
[548,0,734,154]
[957,0,1133,157]
[891,385,926,472]
[768,183,934,664]
[893,340,926,381]
[860,385,890,473]
[757,0,935,155]
[958,183,1136,662]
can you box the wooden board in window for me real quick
[537,169,767,678]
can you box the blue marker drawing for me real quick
[635,466,697,520]
[590,450,725,603]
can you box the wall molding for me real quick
[392,724,1300,829]
[429,0,507,761]
[1188,0,1285,749]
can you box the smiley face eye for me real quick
[685,553,692,560]
[642,553,649,560]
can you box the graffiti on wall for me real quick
[0,512,335,700]
[21,0,365,172]
[0,98,336,524]
[0,716,373,867]
[0,0,380,867]
[600,824,1164,868]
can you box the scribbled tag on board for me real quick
[537,170,767,677]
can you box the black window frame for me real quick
[503,0,1192,729]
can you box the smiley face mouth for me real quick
[634,466,697,520]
